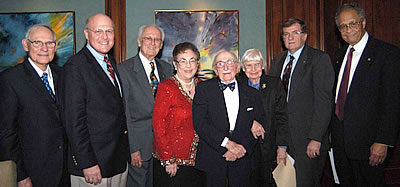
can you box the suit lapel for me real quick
[235,80,249,130]
[212,78,231,132]
[155,58,169,82]
[132,55,155,104]
[288,46,308,102]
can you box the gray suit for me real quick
[118,55,172,187]
[269,45,334,187]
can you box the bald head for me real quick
[84,13,115,56]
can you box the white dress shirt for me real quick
[220,79,239,147]
[139,52,160,83]
[29,58,55,94]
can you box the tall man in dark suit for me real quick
[331,3,400,186]
[193,50,265,186]
[269,18,334,186]
[0,24,69,187]
[62,13,129,187]
[118,24,173,187]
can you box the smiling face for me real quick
[84,14,115,56]
[22,26,57,70]
[243,60,263,81]
[338,8,366,46]
[138,26,163,61]
[213,51,240,83]
[173,49,198,82]
[282,23,307,54]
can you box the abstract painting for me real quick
[0,11,75,72]
[155,10,239,80]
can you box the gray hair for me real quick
[240,48,266,72]
[138,24,165,41]
[25,24,56,41]
[335,3,366,26]
[212,49,238,68]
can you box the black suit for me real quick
[238,74,290,187]
[269,45,334,186]
[0,60,69,187]
[331,35,400,186]
[62,47,129,178]
[192,78,265,187]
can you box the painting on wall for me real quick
[155,10,239,80]
[0,11,75,72]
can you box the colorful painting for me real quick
[0,11,75,72]
[155,10,239,80]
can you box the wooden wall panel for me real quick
[105,0,126,64]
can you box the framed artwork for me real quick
[0,11,76,72]
[155,10,239,80]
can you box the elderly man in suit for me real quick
[269,18,334,186]
[0,24,69,187]
[62,13,129,187]
[331,3,400,186]
[192,50,265,187]
[117,24,173,187]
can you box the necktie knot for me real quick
[41,72,48,79]
[219,81,235,91]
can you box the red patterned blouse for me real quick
[152,76,200,166]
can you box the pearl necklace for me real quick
[175,75,194,95]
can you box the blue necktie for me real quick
[41,72,56,101]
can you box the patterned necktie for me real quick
[104,56,120,95]
[282,55,295,93]
[41,72,56,101]
[149,61,159,97]
[218,81,235,91]
[335,48,354,121]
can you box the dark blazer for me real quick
[117,54,172,161]
[331,36,400,160]
[192,78,265,173]
[238,74,290,163]
[269,45,334,155]
[62,47,129,177]
[0,59,67,187]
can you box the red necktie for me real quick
[335,48,354,120]
[282,55,294,93]
[104,56,120,95]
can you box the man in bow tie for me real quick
[192,50,266,186]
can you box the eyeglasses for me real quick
[176,58,199,66]
[338,21,361,32]
[142,37,162,44]
[281,31,304,38]
[87,28,114,36]
[26,39,56,48]
[216,60,236,68]
[244,63,262,69]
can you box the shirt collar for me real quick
[28,57,51,78]
[248,79,260,90]
[86,44,107,63]
[350,32,369,53]
[288,44,305,60]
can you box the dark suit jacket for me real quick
[269,45,334,156]
[238,74,290,163]
[331,36,400,160]
[192,77,265,172]
[62,47,129,177]
[0,59,67,187]
[117,54,172,161]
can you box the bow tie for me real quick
[219,81,235,91]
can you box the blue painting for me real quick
[155,10,239,80]
[0,11,75,72]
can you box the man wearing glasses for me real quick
[192,50,265,186]
[269,18,334,186]
[0,24,69,187]
[331,3,400,186]
[63,13,129,187]
[118,24,172,187]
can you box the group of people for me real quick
[0,2,399,187]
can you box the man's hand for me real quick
[165,163,179,177]
[276,147,287,165]
[131,151,143,168]
[369,143,388,166]
[223,150,238,161]
[225,140,246,158]
[83,165,102,185]
[251,120,265,139]
[18,177,32,187]
[306,140,321,158]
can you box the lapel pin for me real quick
[262,83,267,89]
[367,57,371,61]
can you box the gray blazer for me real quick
[269,45,334,155]
[118,55,173,161]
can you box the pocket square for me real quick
[247,107,254,111]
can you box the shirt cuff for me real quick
[278,146,287,149]
[221,137,229,147]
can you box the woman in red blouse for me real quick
[152,42,205,187]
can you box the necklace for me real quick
[175,75,194,86]
[175,75,194,95]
